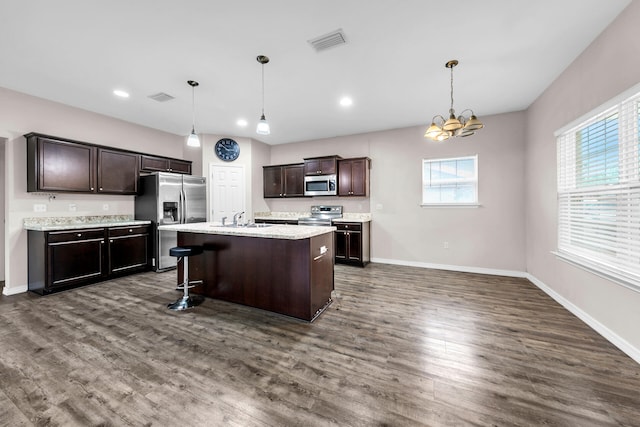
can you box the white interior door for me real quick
[210,164,246,224]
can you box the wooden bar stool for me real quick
[167,245,204,311]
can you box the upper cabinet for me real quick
[304,155,341,176]
[263,164,305,198]
[27,134,97,193]
[26,133,192,195]
[338,157,371,197]
[140,155,192,174]
[97,148,139,194]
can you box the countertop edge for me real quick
[24,220,152,232]
[159,223,335,240]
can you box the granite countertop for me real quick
[24,215,151,231]
[254,211,372,223]
[158,222,335,240]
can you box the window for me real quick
[556,87,640,290]
[422,155,478,205]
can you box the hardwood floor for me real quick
[1,264,639,426]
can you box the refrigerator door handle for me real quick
[181,189,187,223]
[178,189,184,224]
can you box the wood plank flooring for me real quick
[1,264,639,426]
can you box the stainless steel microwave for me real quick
[304,174,337,196]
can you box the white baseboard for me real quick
[370,257,528,278]
[525,273,640,365]
[2,284,28,296]
[369,258,640,365]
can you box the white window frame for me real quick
[421,155,479,207]
[555,82,640,292]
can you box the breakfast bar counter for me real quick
[158,222,335,321]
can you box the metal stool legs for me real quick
[168,246,204,311]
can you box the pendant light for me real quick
[186,80,201,147]
[425,60,483,141]
[256,55,271,135]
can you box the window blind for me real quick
[557,90,640,289]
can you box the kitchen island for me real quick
[157,222,335,321]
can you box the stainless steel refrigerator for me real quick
[135,172,206,271]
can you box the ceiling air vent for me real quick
[308,29,347,52]
[148,92,175,102]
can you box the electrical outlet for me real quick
[102,203,109,211]
[443,241,449,249]
[33,203,46,212]
[69,203,77,212]
[376,203,383,211]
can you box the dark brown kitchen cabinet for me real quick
[140,155,192,174]
[27,134,96,193]
[335,222,370,267]
[27,224,151,295]
[304,155,340,176]
[97,148,139,194]
[107,226,150,275]
[263,164,305,198]
[338,157,370,197]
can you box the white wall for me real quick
[0,87,195,294]
[269,111,527,273]
[0,137,5,282]
[525,1,640,356]
[201,134,270,222]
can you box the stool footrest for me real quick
[176,280,203,290]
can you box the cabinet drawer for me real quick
[109,226,150,238]
[47,229,105,243]
[335,222,361,232]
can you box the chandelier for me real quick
[424,60,484,141]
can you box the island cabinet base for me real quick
[177,231,334,321]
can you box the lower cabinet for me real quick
[28,225,151,295]
[335,222,370,267]
[107,226,150,275]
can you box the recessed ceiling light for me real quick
[237,119,248,127]
[113,89,130,98]
[339,96,353,107]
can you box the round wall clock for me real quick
[215,138,240,162]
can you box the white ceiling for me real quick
[0,0,631,145]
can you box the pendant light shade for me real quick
[256,55,270,136]
[186,80,200,147]
[424,60,483,141]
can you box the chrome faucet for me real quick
[233,211,245,226]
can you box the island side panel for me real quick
[309,232,335,319]
[178,232,329,321]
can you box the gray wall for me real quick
[525,1,640,358]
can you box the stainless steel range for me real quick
[298,205,343,226]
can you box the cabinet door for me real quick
[338,160,353,196]
[108,226,149,274]
[319,158,337,175]
[140,155,170,172]
[349,158,367,196]
[97,149,139,194]
[283,165,304,197]
[346,231,362,261]
[334,231,347,261]
[47,231,105,289]
[37,137,96,192]
[304,159,321,175]
[263,166,283,198]
[169,159,192,174]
